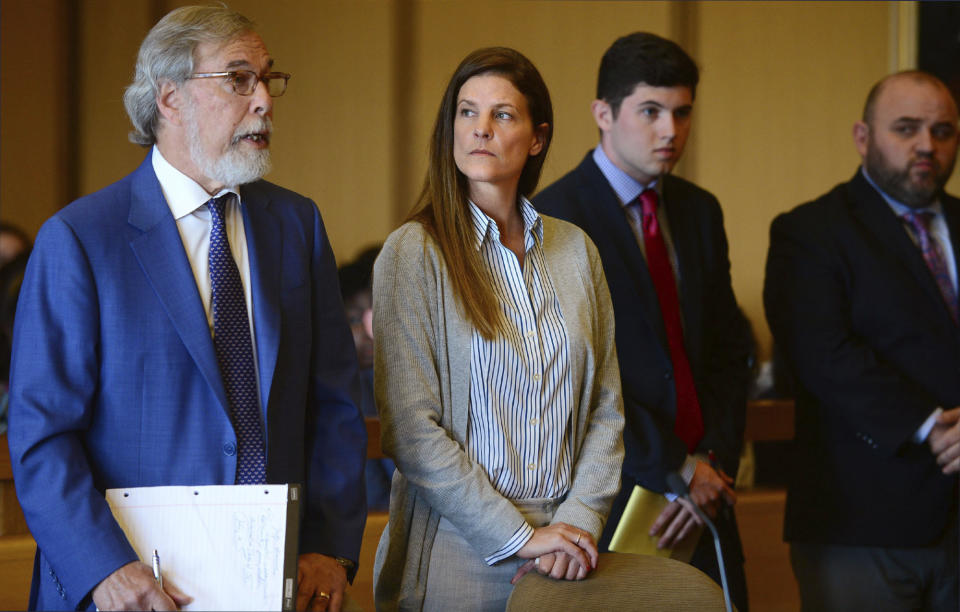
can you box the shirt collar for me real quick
[468,196,543,251]
[860,165,942,218]
[151,146,240,220]
[592,145,659,208]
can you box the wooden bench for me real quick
[0,435,34,611]
[735,398,799,612]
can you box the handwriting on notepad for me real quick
[234,512,284,589]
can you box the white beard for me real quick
[182,100,273,187]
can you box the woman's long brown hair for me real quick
[407,47,553,339]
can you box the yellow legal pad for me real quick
[608,484,701,563]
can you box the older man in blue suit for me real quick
[7,6,366,611]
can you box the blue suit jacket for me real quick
[8,154,367,610]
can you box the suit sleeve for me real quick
[372,233,531,560]
[763,212,935,453]
[8,217,138,609]
[299,205,367,572]
[694,199,752,475]
[551,241,625,541]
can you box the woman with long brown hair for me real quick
[372,47,624,611]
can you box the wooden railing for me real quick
[743,398,794,442]
[0,435,27,536]
[0,401,799,611]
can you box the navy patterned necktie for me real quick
[208,194,266,484]
[902,210,960,325]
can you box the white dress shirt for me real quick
[151,146,263,420]
[465,198,574,564]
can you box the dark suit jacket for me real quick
[764,169,959,546]
[8,154,367,610]
[535,152,751,497]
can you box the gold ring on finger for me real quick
[575,533,581,545]
[318,591,331,600]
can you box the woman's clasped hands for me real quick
[511,522,598,584]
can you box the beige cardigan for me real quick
[372,217,625,611]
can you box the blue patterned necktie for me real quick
[902,210,959,325]
[208,194,266,484]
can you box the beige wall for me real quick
[1,0,75,235]
[1,0,917,357]
[406,1,673,209]
[692,1,893,356]
[77,1,157,195]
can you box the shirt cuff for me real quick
[913,407,943,443]
[664,454,701,502]
[484,521,534,565]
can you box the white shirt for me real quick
[151,147,264,420]
[465,197,573,564]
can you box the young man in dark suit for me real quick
[764,71,960,611]
[534,32,751,609]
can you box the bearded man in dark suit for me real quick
[764,71,960,611]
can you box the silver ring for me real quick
[534,557,540,567]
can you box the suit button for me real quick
[223,442,237,456]
[664,371,672,380]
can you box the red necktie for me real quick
[636,189,704,453]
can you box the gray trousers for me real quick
[423,498,560,612]
[790,522,958,612]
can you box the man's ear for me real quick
[852,120,870,159]
[591,99,613,132]
[156,80,185,126]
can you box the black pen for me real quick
[708,450,735,522]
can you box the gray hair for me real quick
[124,5,256,146]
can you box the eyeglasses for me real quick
[188,70,291,97]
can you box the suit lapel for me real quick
[240,186,282,412]
[126,155,229,412]
[848,171,952,322]
[576,156,669,349]
[661,176,704,368]
[940,195,960,279]
[936,194,960,335]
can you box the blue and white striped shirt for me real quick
[465,197,574,564]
